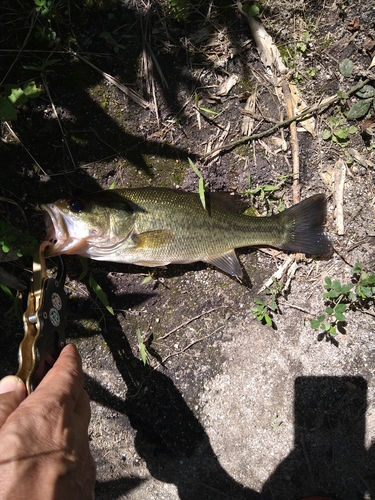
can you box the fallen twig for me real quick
[73,52,151,110]
[282,80,300,204]
[203,79,371,159]
[334,158,346,235]
[158,325,224,367]
[158,307,222,340]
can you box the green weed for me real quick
[0,282,22,321]
[0,81,41,121]
[167,0,189,20]
[311,263,375,337]
[188,157,209,210]
[78,257,114,315]
[33,0,59,45]
[137,329,147,365]
[243,174,289,213]
[251,281,281,328]
[322,115,357,147]
[323,60,375,147]
[0,221,37,260]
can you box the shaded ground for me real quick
[0,1,375,499]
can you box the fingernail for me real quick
[0,376,26,398]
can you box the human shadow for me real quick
[86,317,260,500]
[262,376,375,500]
[88,344,375,500]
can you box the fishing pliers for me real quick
[16,242,66,394]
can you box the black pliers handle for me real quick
[16,242,66,394]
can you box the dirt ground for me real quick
[1,1,375,499]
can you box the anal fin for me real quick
[205,250,243,278]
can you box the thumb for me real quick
[0,376,27,428]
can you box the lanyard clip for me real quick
[16,241,66,394]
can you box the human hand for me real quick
[0,344,96,500]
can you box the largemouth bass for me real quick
[42,188,332,278]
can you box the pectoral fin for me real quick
[205,250,243,278]
[132,229,174,249]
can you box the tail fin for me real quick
[277,194,332,255]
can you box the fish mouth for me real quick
[41,204,86,256]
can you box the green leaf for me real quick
[346,100,371,120]
[0,98,17,121]
[6,86,28,106]
[335,303,347,313]
[188,158,207,210]
[329,115,342,128]
[136,329,147,365]
[311,319,322,329]
[23,81,41,99]
[325,276,332,286]
[339,58,353,77]
[334,128,349,139]
[360,286,373,298]
[89,274,114,315]
[0,281,13,297]
[325,306,334,315]
[329,325,337,336]
[341,283,354,294]
[348,125,358,134]
[265,314,272,326]
[78,256,88,281]
[334,311,346,321]
[142,275,153,284]
[356,85,375,98]
[323,290,340,299]
[254,297,266,306]
[352,262,362,274]
[322,128,332,140]
[332,280,343,291]
[198,177,206,210]
[199,106,219,115]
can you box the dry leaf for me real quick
[216,74,239,96]
[334,159,346,236]
[289,82,315,136]
[241,93,256,135]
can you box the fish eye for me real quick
[68,199,84,213]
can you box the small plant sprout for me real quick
[251,297,275,326]
[0,221,37,259]
[0,282,22,321]
[141,274,153,285]
[194,92,219,116]
[244,174,288,213]
[311,263,375,337]
[322,115,357,147]
[251,281,281,327]
[0,81,41,121]
[188,157,209,210]
[137,329,147,365]
[78,257,114,315]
